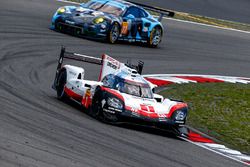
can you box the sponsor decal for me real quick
[121,22,128,35]
[81,89,92,108]
[65,20,75,25]
[108,106,122,112]
[107,61,118,70]
[103,108,115,114]
[158,117,167,122]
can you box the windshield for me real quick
[84,0,125,16]
[102,74,153,98]
[118,82,153,98]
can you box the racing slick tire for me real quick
[107,22,120,44]
[56,69,67,100]
[91,91,119,123]
[148,26,162,48]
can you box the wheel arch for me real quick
[149,24,163,37]
[63,65,85,82]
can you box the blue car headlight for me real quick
[57,7,66,15]
[93,17,105,24]
[107,97,123,109]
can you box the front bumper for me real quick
[52,18,108,39]
[103,106,185,128]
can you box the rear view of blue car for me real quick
[51,0,174,47]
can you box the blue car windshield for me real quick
[84,0,125,16]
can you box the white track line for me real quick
[57,0,80,4]
[56,0,250,34]
[164,17,250,34]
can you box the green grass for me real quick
[159,83,250,153]
[66,0,250,32]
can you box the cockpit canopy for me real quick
[82,0,127,16]
[102,74,153,98]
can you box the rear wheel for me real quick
[56,70,67,100]
[107,22,120,44]
[148,26,162,48]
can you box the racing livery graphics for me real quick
[53,47,188,131]
[51,0,174,47]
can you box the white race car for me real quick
[52,47,188,131]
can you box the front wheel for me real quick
[107,22,120,44]
[91,94,102,119]
[91,93,119,123]
[148,26,162,48]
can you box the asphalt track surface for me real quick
[130,0,250,24]
[0,0,250,167]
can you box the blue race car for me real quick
[51,0,174,47]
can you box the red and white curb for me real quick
[143,74,250,86]
[181,129,250,166]
[144,74,250,166]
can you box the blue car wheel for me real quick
[148,26,162,47]
[107,22,120,44]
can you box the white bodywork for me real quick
[61,54,187,121]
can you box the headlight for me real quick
[174,110,186,121]
[93,17,105,24]
[107,97,123,109]
[57,7,66,14]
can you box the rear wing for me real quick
[52,46,102,89]
[56,46,102,71]
[126,1,175,21]
[52,46,144,89]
